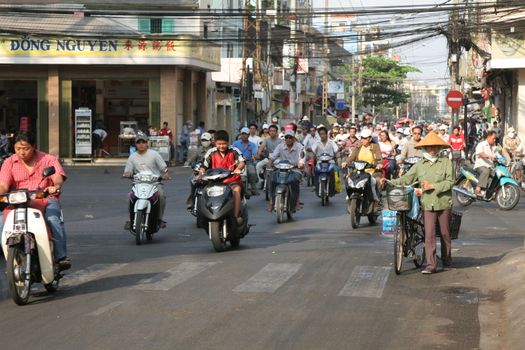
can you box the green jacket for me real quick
[390,156,453,211]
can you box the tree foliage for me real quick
[343,55,420,112]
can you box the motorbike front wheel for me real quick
[7,246,31,305]
[349,198,360,229]
[209,221,227,252]
[275,193,285,224]
[321,180,327,206]
[455,178,474,207]
[496,183,520,210]
[135,210,147,245]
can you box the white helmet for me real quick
[201,132,212,141]
[360,128,372,138]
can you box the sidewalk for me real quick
[493,244,525,350]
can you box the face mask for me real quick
[201,140,211,148]
[509,132,516,138]
[423,151,438,163]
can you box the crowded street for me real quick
[0,166,522,349]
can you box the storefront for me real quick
[0,35,220,158]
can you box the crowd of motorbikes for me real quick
[1,124,522,306]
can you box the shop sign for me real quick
[328,81,344,94]
[0,35,221,68]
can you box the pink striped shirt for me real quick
[0,150,66,199]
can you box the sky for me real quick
[312,0,449,85]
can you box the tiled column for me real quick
[47,66,60,156]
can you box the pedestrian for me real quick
[384,132,453,274]
[159,121,175,163]
[178,120,193,164]
[92,124,108,158]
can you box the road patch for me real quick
[338,266,392,298]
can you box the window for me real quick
[150,18,162,34]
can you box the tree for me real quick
[342,55,420,114]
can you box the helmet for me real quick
[302,115,310,121]
[201,132,212,141]
[360,128,372,138]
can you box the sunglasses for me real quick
[284,136,294,139]
[136,140,147,144]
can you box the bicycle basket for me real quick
[435,209,463,240]
[386,185,413,211]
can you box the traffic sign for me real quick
[446,90,464,109]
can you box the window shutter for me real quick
[162,18,175,33]
[138,18,151,34]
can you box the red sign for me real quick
[446,90,464,109]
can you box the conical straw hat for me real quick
[415,131,449,149]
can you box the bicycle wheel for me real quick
[413,226,425,268]
[394,214,405,275]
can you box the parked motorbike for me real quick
[453,155,520,210]
[345,161,378,229]
[272,160,298,224]
[316,153,336,206]
[1,166,61,305]
[197,168,250,252]
[127,171,164,245]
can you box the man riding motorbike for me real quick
[267,130,305,212]
[312,126,339,197]
[398,125,423,163]
[342,128,383,202]
[186,132,213,210]
[0,131,71,270]
[474,130,500,197]
[199,130,245,224]
[256,124,282,187]
[123,134,169,229]
[233,127,258,196]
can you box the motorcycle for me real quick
[304,151,316,187]
[316,153,336,206]
[1,166,61,305]
[188,161,205,227]
[453,155,520,210]
[197,168,250,252]
[345,161,378,229]
[127,171,164,245]
[397,156,420,177]
[272,160,299,224]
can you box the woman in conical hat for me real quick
[384,131,453,275]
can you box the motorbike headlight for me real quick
[206,185,225,197]
[8,191,27,204]
[356,178,368,188]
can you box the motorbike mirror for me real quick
[42,166,56,178]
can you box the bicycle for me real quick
[451,150,464,178]
[385,183,425,275]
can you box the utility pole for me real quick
[351,55,356,120]
[322,0,329,119]
[290,0,297,118]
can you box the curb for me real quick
[496,247,525,350]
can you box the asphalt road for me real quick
[0,166,523,350]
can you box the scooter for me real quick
[188,161,205,227]
[197,168,250,252]
[304,151,316,187]
[345,161,378,229]
[316,153,336,206]
[1,166,61,305]
[453,155,520,210]
[272,160,299,224]
[127,171,164,245]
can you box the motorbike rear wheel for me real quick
[321,180,327,206]
[455,178,474,207]
[349,198,360,229]
[275,193,284,224]
[209,221,227,252]
[7,246,31,305]
[135,210,146,245]
[496,183,520,210]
